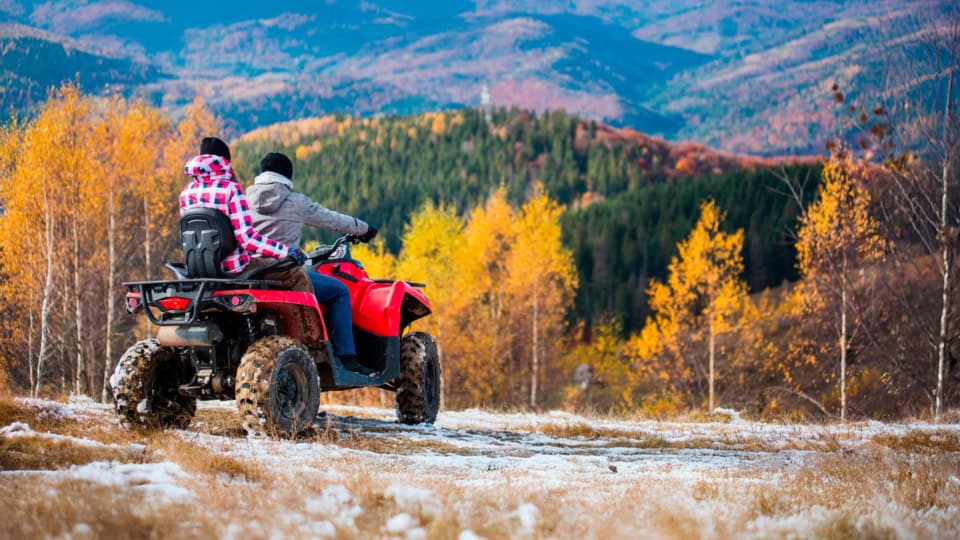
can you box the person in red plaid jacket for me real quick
[179,137,306,275]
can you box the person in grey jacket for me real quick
[247,152,377,366]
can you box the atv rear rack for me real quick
[123,278,280,326]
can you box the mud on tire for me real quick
[109,339,196,429]
[396,332,441,424]
[236,336,320,437]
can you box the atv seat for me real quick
[179,207,297,282]
[180,208,238,279]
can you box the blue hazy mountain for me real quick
[0,1,949,154]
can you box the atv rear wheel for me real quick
[395,332,441,424]
[110,339,196,430]
[236,336,320,437]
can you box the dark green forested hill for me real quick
[232,108,820,330]
[562,165,821,330]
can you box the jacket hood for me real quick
[185,154,235,184]
[248,171,293,214]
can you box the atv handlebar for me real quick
[307,234,361,263]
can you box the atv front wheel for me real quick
[110,339,196,429]
[236,336,320,437]
[395,332,441,424]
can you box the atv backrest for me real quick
[180,208,237,278]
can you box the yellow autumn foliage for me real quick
[0,84,217,397]
[630,200,747,411]
[394,186,577,408]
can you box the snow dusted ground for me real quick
[2,396,960,539]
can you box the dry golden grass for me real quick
[872,429,960,453]
[152,435,266,484]
[0,395,33,425]
[188,405,248,438]
[0,435,148,470]
[0,478,219,540]
[324,430,473,455]
[1,395,148,446]
[521,420,852,453]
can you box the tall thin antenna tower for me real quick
[480,83,491,124]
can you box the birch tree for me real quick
[459,188,516,405]
[795,149,885,422]
[506,185,578,408]
[873,12,960,419]
[640,200,746,413]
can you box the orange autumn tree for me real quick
[0,119,23,393]
[98,97,174,400]
[392,187,578,409]
[634,200,746,413]
[505,185,578,408]
[0,84,216,398]
[0,85,104,396]
[795,148,885,422]
[452,188,517,406]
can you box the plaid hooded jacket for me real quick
[179,154,291,274]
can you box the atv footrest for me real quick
[318,348,400,390]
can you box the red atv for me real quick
[110,208,440,436]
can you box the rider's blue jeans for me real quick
[307,270,356,357]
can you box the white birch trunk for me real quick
[28,298,34,394]
[143,195,153,338]
[73,226,85,396]
[35,198,55,398]
[709,310,716,413]
[936,244,950,420]
[529,289,539,409]
[101,193,116,402]
[935,73,953,421]
[59,290,68,394]
[840,282,848,423]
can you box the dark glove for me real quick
[288,248,307,266]
[358,226,378,243]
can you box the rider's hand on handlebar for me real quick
[358,226,378,243]
[288,248,307,266]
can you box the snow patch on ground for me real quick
[515,502,540,533]
[385,484,439,519]
[69,461,193,500]
[305,484,365,534]
[712,407,744,423]
[0,421,146,455]
[5,461,192,501]
[15,397,82,421]
[0,421,32,436]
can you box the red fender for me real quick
[314,261,432,337]
[214,289,328,344]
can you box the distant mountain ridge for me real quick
[0,0,952,154]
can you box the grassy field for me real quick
[1,396,959,539]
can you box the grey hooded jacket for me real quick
[246,171,369,248]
